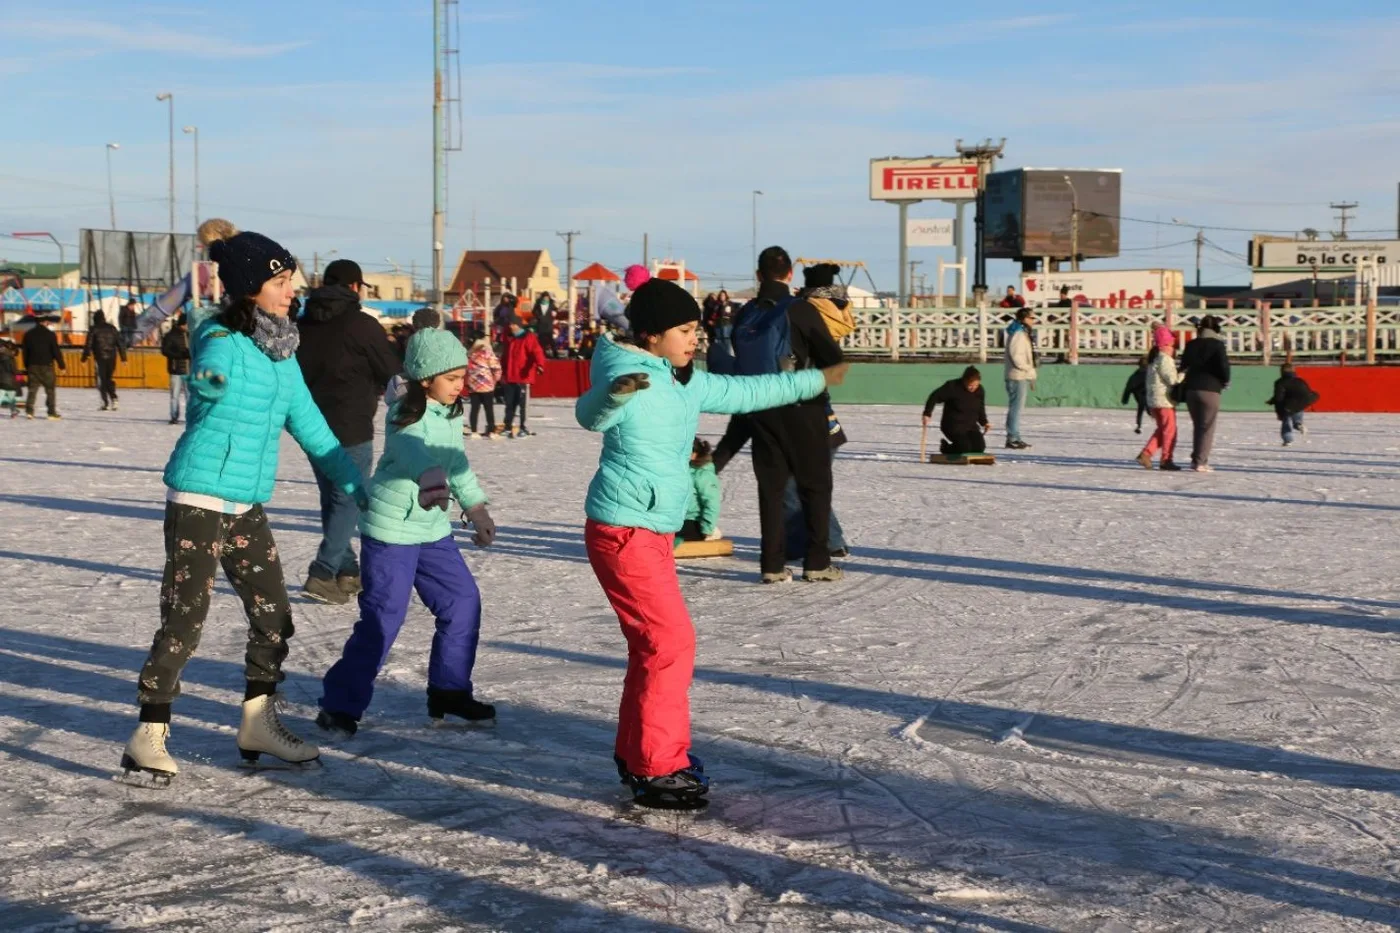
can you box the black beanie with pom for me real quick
[200,219,297,300]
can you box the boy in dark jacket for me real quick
[1267,363,1320,446]
[923,366,991,457]
[161,315,192,424]
[82,309,127,411]
[1121,357,1148,433]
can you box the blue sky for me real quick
[4,0,1399,293]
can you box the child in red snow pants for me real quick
[1143,407,1177,464]
[585,519,695,778]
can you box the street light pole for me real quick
[752,190,763,268]
[1063,174,1080,272]
[12,232,65,289]
[183,126,199,229]
[105,143,120,229]
[156,92,175,232]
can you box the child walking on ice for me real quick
[1136,326,1183,471]
[576,277,846,809]
[318,328,498,736]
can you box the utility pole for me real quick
[557,230,580,350]
[104,142,120,230]
[432,0,463,310]
[642,233,649,268]
[155,93,175,232]
[1330,201,1358,240]
[908,259,923,304]
[954,137,1007,306]
[751,190,763,267]
[1062,174,1080,272]
[183,125,199,231]
[1195,228,1204,289]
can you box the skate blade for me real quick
[631,793,710,812]
[237,750,322,771]
[427,716,496,730]
[117,767,175,789]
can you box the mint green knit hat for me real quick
[403,328,468,380]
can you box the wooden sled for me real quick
[673,538,735,559]
[928,453,996,466]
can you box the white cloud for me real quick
[16,19,309,59]
[886,13,1075,48]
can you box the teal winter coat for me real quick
[163,319,364,505]
[685,461,721,535]
[360,399,488,545]
[577,335,825,533]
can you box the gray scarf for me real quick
[1199,328,1219,340]
[252,310,300,361]
[800,284,848,303]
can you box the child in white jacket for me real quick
[1136,326,1183,471]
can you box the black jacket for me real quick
[1121,368,1147,405]
[0,346,16,390]
[21,322,64,370]
[82,322,126,364]
[295,286,402,446]
[161,327,192,376]
[1179,333,1231,393]
[1268,374,1320,418]
[118,306,138,331]
[924,379,989,439]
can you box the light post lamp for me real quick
[751,189,763,270]
[1062,174,1080,272]
[105,143,120,229]
[156,92,175,232]
[182,125,199,230]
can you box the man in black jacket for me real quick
[923,366,991,457]
[82,310,127,411]
[732,246,845,583]
[118,299,139,348]
[161,315,192,424]
[21,316,65,419]
[295,259,402,604]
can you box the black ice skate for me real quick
[628,767,710,810]
[315,709,359,738]
[615,752,704,784]
[426,687,496,725]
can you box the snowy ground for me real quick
[2,390,1398,932]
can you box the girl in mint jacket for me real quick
[576,277,845,809]
[319,328,498,735]
[125,220,369,783]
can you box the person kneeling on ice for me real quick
[1267,363,1320,447]
[318,328,498,737]
[922,366,991,457]
[123,220,369,784]
[577,277,847,808]
[675,438,722,545]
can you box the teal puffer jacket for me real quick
[163,319,364,504]
[360,399,487,545]
[685,461,721,535]
[577,335,825,533]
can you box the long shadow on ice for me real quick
[2,629,1398,927]
[0,493,325,538]
[0,897,114,932]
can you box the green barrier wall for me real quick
[826,363,1278,412]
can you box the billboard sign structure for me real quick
[906,218,954,247]
[79,229,197,288]
[870,158,979,201]
[1021,268,1183,309]
[985,168,1122,261]
[1254,239,1400,269]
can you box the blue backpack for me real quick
[732,295,795,376]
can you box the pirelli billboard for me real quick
[869,157,980,201]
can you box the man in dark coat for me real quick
[118,299,139,347]
[295,258,403,604]
[161,314,192,424]
[923,366,991,456]
[82,309,127,411]
[731,246,846,583]
[21,316,65,419]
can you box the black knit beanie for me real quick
[203,221,297,300]
[627,279,700,338]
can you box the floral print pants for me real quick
[138,503,295,705]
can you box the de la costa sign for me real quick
[1257,239,1400,268]
[869,158,979,201]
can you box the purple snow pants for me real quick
[320,534,482,719]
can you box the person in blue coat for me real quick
[576,277,847,808]
[122,219,369,785]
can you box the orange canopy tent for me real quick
[573,262,620,282]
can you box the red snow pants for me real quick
[585,519,695,778]
[1142,407,1177,464]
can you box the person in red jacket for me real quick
[502,315,547,437]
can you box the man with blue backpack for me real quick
[731,246,846,584]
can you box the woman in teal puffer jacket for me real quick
[123,220,369,786]
[577,276,847,809]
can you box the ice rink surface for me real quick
[1,391,1397,931]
